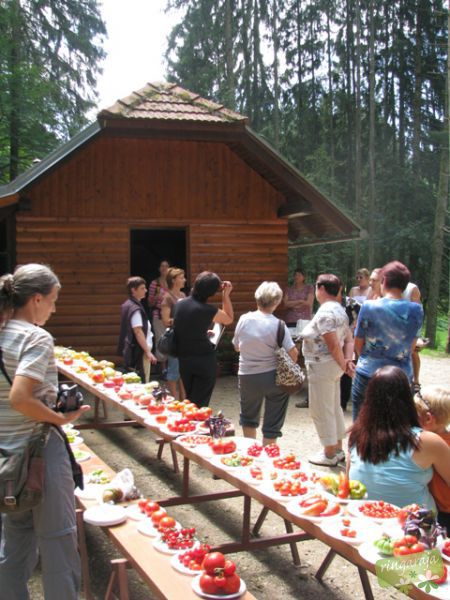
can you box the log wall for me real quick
[15,136,288,360]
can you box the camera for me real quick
[54,384,84,413]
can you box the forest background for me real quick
[0,0,449,351]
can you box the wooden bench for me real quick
[75,442,257,600]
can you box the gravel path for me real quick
[29,354,449,599]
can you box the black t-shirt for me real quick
[173,297,219,357]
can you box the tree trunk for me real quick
[367,0,376,268]
[425,66,448,347]
[326,6,335,199]
[271,0,280,149]
[354,0,362,269]
[8,0,22,181]
[224,0,235,110]
[412,1,423,178]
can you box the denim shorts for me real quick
[166,355,180,381]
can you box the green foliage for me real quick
[0,0,106,182]
[164,0,449,311]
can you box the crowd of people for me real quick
[0,257,449,596]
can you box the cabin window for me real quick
[130,228,188,289]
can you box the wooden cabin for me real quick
[0,82,360,360]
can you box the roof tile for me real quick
[99,81,247,124]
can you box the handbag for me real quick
[275,320,305,394]
[157,327,178,358]
[0,425,49,513]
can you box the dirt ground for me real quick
[29,354,449,600]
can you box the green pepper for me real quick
[374,536,394,555]
[349,480,367,499]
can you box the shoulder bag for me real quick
[0,348,48,513]
[157,327,178,358]
[275,320,305,395]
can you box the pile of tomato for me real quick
[210,438,237,455]
[358,500,399,519]
[177,543,212,572]
[250,466,263,481]
[247,442,263,457]
[273,478,308,497]
[297,495,341,517]
[167,418,197,433]
[340,518,357,538]
[264,443,280,457]
[199,552,241,596]
[160,526,197,550]
[273,454,301,470]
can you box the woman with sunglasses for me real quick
[349,268,370,304]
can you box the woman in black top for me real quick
[173,272,233,407]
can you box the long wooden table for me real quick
[61,362,443,600]
[161,438,442,600]
[75,442,256,600]
[58,363,181,471]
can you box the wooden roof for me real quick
[0,81,362,243]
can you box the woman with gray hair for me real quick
[233,281,298,445]
[0,264,90,599]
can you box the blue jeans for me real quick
[351,371,370,421]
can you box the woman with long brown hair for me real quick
[349,365,450,509]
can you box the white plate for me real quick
[347,500,400,523]
[260,481,312,503]
[73,450,91,462]
[177,434,211,447]
[125,504,147,521]
[170,553,198,576]
[437,538,450,564]
[136,520,161,537]
[83,504,127,527]
[69,436,84,446]
[191,574,247,599]
[75,484,106,501]
[137,519,181,537]
[210,455,252,472]
[285,497,342,522]
[160,424,198,437]
[234,470,264,486]
[359,541,391,564]
[320,517,380,546]
[152,537,182,555]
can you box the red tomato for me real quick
[158,516,176,530]
[150,509,168,525]
[435,565,447,585]
[214,574,227,588]
[202,552,226,575]
[223,573,241,594]
[199,573,218,595]
[223,560,236,576]
[443,540,450,557]
[144,501,160,515]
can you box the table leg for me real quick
[252,506,269,536]
[315,548,336,581]
[105,559,130,600]
[76,508,93,600]
[284,519,300,566]
[357,566,375,600]
[242,495,252,544]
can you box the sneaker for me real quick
[308,452,339,467]
[335,450,346,463]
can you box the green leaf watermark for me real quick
[375,549,445,595]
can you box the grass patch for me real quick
[421,315,449,357]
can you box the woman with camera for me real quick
[0,264,90,600]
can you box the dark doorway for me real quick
[130,228,188,288]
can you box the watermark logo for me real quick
[375,549,445,594]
